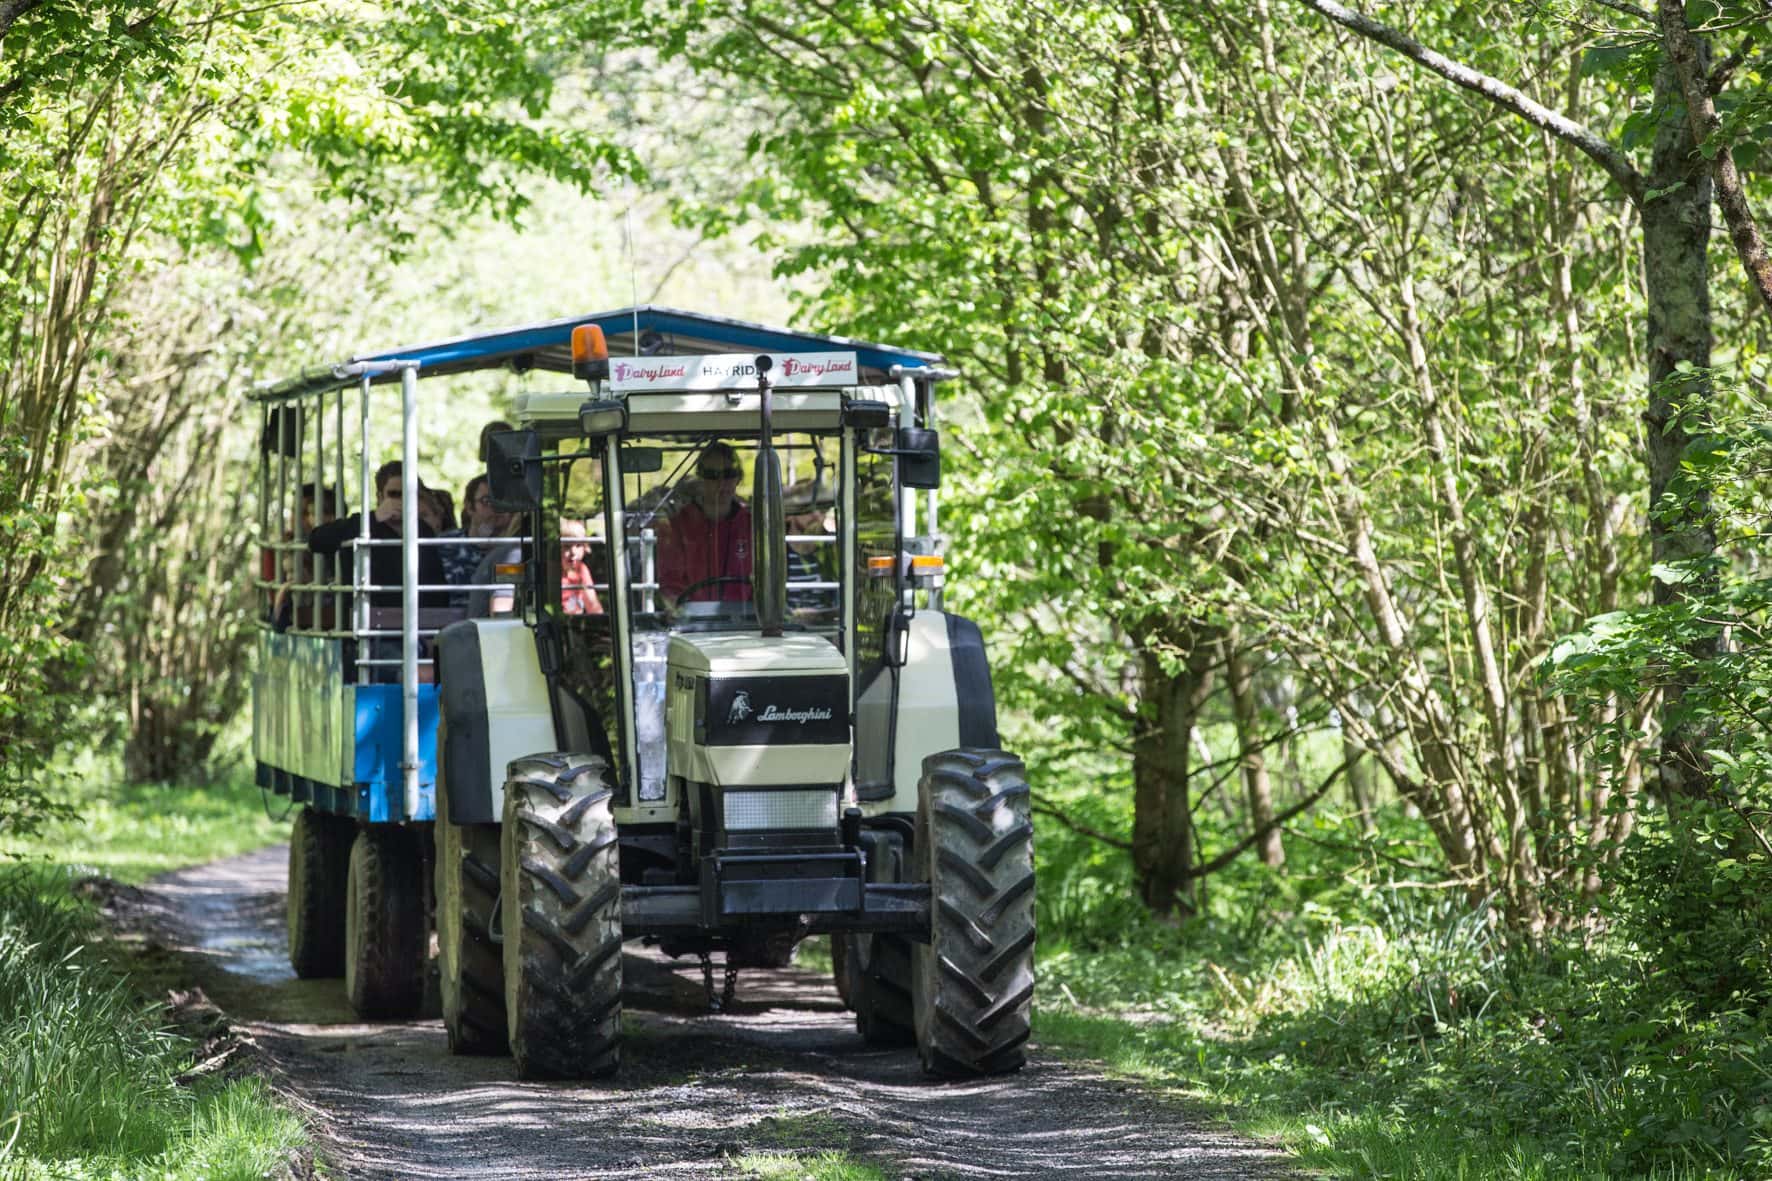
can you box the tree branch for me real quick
[0,0,44,45]
[1182,759,1349,880]
[1659,0,1772,317]
[1295,0,1645,204]
[1031,796,1133,851]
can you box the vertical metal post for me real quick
[921,376,939,545]
[356,375,372,686]
[640,527,657,615]
[309,391,324,628]
[275,410,288,592]
[840,428,857,690]
[897,373,917,540]
[399,364,420,822]
[334,386,345,635]
[603,444,638,794]
[258,406,271,620]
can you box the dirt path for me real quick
[123,846,1300,1180]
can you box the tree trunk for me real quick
[1131,629,1217,916]
[1641,57,1717,800]
[1344,729,1378,835]
[1225,628,1283,866]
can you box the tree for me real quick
[578,0,1668,931]
[0,0,633,804]
[1291,0,1772,802]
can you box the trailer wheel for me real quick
[831,934,853,1009]
[435,735,507,1055]
[501,752,622,1080]
[912,749,1036,1077]
[287,807,350,979]
[344,825,427,1018]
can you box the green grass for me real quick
[0,774,306,1180]
[0,777,287,883]
[796,935,834,977]
[733,1151,888,1181]
[1027,788,1772,1180]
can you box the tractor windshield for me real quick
[621,433,840,636]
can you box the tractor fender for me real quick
[854,610,1000,817]
[435,619,557,824]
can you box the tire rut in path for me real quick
[134,845,1300,1180]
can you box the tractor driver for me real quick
[658,441,753,605]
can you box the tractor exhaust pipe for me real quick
[752,355,786,637]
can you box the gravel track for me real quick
[123,844,1300,1180]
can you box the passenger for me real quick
[559,519,604,616]
[425,485,479,607]
[467,491,523,618]
[478,420,514,462]
[460,475,489,534]
[265,482,343,629]
[784,480,836,615]
[308,461,447,611]
[658,441,752,604]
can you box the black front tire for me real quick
[344,825,428,1019]
[501,752,623,1080]
[912,749,1036,1077]
[288,807,350,979]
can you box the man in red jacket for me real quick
[658,441,753,604]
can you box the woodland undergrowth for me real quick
[1034,799,1772,1181]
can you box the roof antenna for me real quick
[625,205,640,355]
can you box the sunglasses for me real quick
[698,468,742,480]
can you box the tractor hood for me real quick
[665,633,850,790]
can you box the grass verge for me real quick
[0,775,306,1180]
[1032,808,1772,1181]
[0,777,287,884]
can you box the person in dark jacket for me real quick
[308,460,447,610]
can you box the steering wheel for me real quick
[672,575,752,607]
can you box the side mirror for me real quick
[621,446,664,474]
[843,399,892,429]
[896,427,940,490]
[486,429,542,512]
[579,398,627,438]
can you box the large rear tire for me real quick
[288,807,350,979]
[344,825,428,1019]
[501,752,622,1080]
[435,727,508,1055]
[912,749,1036,1077]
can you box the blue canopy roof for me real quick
[256,306,946,401]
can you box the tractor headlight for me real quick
[722,788,839,832]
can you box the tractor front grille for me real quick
[722,788,840,832]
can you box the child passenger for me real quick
[560,519,603,616]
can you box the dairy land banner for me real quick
[608,352,859,393]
